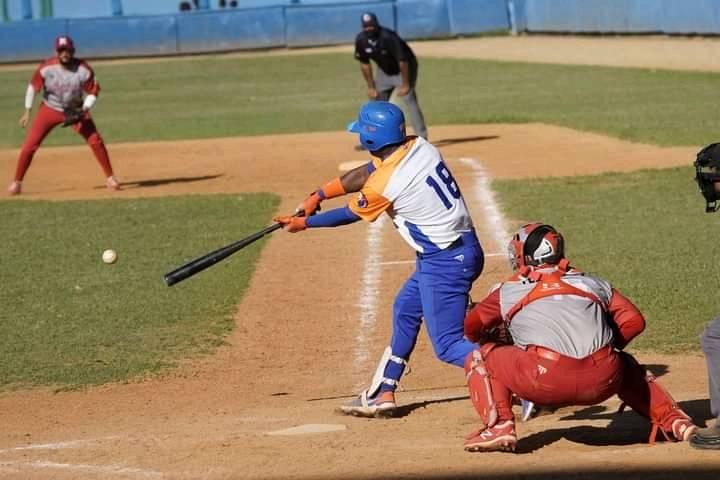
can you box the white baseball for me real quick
[102,249,118,264]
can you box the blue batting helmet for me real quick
[347,101,406,152]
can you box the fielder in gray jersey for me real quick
[691,142,720,450]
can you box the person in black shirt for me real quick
[354,12,428,140]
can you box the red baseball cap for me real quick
[54,35,75,52]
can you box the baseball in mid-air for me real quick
[102,249,118,264]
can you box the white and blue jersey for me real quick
[348,137,475,254]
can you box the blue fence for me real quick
[3,0,720,63]
[0,0,510,62]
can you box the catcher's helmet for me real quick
[694,142,720,213]
[55,35,75,53]
[347,101,406,152]
[507,223,565,271]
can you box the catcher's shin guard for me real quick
[617,353,697,443]
[464,346,499,428]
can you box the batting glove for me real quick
[273,215,307,233]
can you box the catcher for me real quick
[462,223,697,452]
[8,35,119,195]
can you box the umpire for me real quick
[354,12,428,140]
[691,142,720,450]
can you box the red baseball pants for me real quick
[14,102,114,182]
[481,344,685,432]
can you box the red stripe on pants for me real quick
[14,102,114,182]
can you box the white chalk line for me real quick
[0,436,162,478]
[1,460,163,478]
[352,214,386,390]
[459,157,510,252]
[0,437,118,454]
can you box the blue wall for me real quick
[521,0,720,34]
[5,0,720,63]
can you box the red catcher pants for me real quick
[14,102,114,182]
[483,345,685,433]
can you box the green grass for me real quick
[0,53,718,147]
[0,193,279,389]
[2,50,717,387]
[493,167,718,352]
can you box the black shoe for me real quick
[690,426,720,450]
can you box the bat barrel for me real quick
[164,222,284,287]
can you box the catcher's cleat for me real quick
[690,426,720,450]
[8,181,21,196]
[464,420,517,453]
[671,417,698,442]
[106,176,120,191]
[339,390,396,418]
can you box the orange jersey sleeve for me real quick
[347,187,392,222]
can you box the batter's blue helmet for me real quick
[347,101,406,152]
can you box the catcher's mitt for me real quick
[467,298,514,345]
[61,108,85,128]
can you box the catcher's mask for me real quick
[694,142,720,213]
[507,223,565,271]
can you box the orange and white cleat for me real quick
[464,420,517,453]
[339,390,396,418]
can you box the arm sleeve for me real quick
[606,288,646,349]
[24,84,35,109]
[306,206,361,228]
[354,36,370,63]
[82,63,101,96]
[82,94,97,111]
[347,187,392,222]
[30,65,43,92]
[389,32,409,62]
[464,287,504,343]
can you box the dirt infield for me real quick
[2,122,718,479]
[3,34,720,479]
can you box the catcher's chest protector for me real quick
[505,269,604,323]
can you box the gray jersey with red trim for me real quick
[498,268,614,358]
[30,58,99,112]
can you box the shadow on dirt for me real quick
[518,398,712,453]
[645,363,670,378]
[393,394,469,417]
[433,135,500,147]
[100,174,223,189]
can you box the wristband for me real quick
[318,177,346,200]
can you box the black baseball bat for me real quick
[164,222,284,287]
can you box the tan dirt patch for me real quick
[1,124,717,479]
